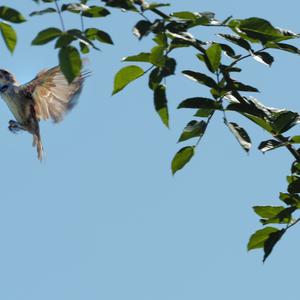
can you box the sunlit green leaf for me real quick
[32,27,62,45]
[0,22,16,53]
[171,146,195,175]
[122,52,150,63]
[247,227,279,250]
[206,43,222,72]
[112,65,144,95]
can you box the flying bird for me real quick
[0,66,89,160]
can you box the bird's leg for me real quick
[8,120,25,133]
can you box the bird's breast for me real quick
[1,90,27,123]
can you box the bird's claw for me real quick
[8,120,22,133]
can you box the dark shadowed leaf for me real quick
[258,139,284,153]
[171,146,195,175]
[0,22,16,53]
[225,120,251,152]
[133,20,152,39]
[148,67,163,90]
[0,6,26,23]
[232,81,259,92]
[32,27,62,45]
[270,111,300,135]
[178,120,206,142]
[260,207,296,225]
[59,46,82,83]
[266,42,300,55]
[263,229,285,262]
[79,41,89,54]
[85,28,113,44]
[182,70,217,88]
[154,84,169,128]
[279,193,300,207]
[252,51,274,66]
[112,65,144,95]
[178,97,222,109]
[288,176,300,194]
[55,33,76,48]
[101,0,138,11]
[218,33,251,51]
[122,52,150,62]
[248,227,280,251]
[30,8,56,16]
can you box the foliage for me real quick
[1,0,300,262]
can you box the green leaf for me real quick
[178,97,222,110]
[0,6,26,23]
[290,136,300,143]
[247,227,279,250]
[225,120,251,152]
[79,41,89,54]
[0,22,16,53]
[153,84,169,128]
[59,46,82,83]
[85,28,113,44]
[218,33,251,51]
[32,27,62,45]
[182,70,217,88]
[279,193,300,207]
[258,139,284,153]
[112,65,144,95]
[194,108,214,118]
[266,42,300,55]
[232,81,259,92]
[253,206,286,219]
[82,6,110,17]
[30,8,56,16]
[122,52,150,63]
[251,51,274,66]
[259,207,296,225]
[144,3,170,10]
[206,43,222,72]
[150,45,166,67]
[55,33,76,48]
[229,17,299,44]
[171,146,195,175]
[178,120,206,142]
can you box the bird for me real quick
[0,66,89,161]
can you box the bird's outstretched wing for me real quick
[20,66,90,122]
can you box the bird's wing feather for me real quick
[20,66,90,122]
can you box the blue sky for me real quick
[0,1,300,299]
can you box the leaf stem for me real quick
[80,13,85,32]
[275,134,300,161]
[286,217,300,230]
[54,0,66,32]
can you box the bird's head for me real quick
[0,69,17,86]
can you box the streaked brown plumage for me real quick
[0,66,89,160]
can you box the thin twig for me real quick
[54,0,66,32]
[230,47,267,67]
[275,134,300,161]
[80,13,85,32]
[286,217,300,230]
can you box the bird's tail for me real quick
[33,133,44,161]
